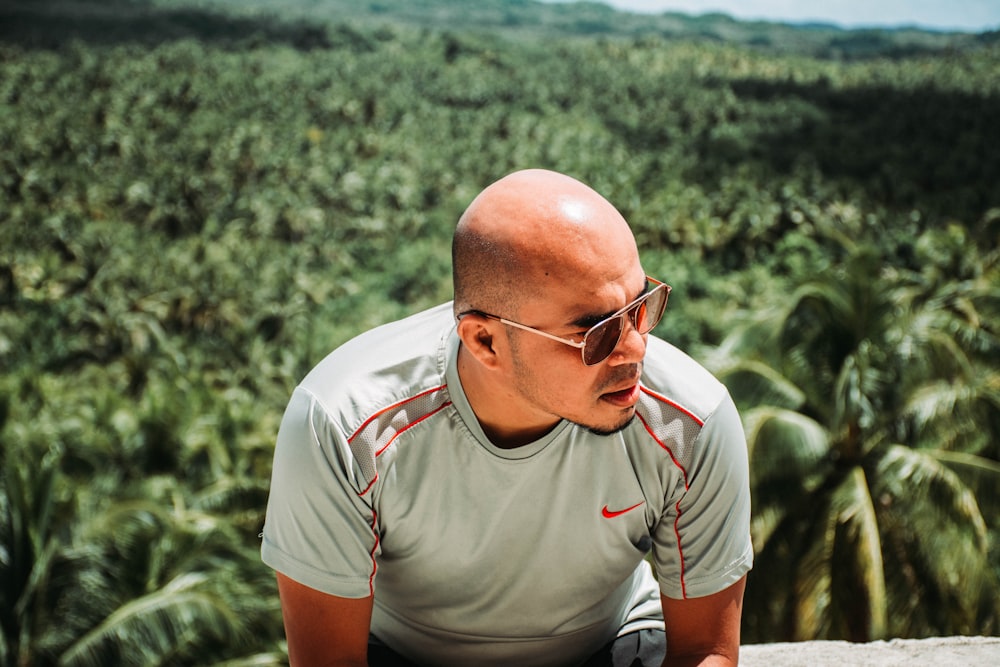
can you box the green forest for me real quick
[1,0,998,663]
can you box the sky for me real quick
[552,0,1000,32]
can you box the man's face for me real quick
[502,263,651,436]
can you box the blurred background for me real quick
[1,1,998,664]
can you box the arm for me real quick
[660,575,746,667]
[277,572,374,667]
[263,389,382,664]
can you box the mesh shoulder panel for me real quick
[347,385,451,491]
[635,387,705,481]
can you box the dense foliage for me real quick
[1,0,998,662]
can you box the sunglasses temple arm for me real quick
[499,318,587,350]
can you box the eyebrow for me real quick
[569,278,651,329]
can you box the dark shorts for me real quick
[368,628,666,667]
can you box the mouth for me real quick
[600,383,641,408]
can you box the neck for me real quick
[456,345,558,449]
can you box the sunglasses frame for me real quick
[460,277,670,366]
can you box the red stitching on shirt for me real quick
[349,386,452,593]
[639,385,705,426]
[351,385,451,498]
[358,474,378,497]
[355,399,453,499]
[636,408,692,599]
[673,499,687,599]
[374,401,452,457]
[348,384,448,444]
[636,411,690,489]
[367,509,379,596]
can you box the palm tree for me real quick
[1,436,283,667]
[58,499,282,666]
[0,435,78,667]
[707,238,1000,642]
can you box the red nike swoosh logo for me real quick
[601,501,645,518]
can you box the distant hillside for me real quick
[155,0,997,57]
[3,0,992,57]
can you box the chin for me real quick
[582,414,636,437]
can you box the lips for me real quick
[601,383,641,407]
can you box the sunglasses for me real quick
[461,277,670,366]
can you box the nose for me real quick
[607,316,647,365]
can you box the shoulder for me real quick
[634,336,742,472]
[638,335,729,425]
[297,303,456,438]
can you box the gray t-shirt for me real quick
[261,302,752,666]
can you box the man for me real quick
[261,169,753,666]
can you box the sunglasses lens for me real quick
[637,286,668,334]
[583,316,624,365]
[582,285,670,365]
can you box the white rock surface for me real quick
[739,636,1000,666]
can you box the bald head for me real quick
[452,169,639,317]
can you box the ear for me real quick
[456,313,504,370]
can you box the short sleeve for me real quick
[652,393,753,599]
[260,387,379,599]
